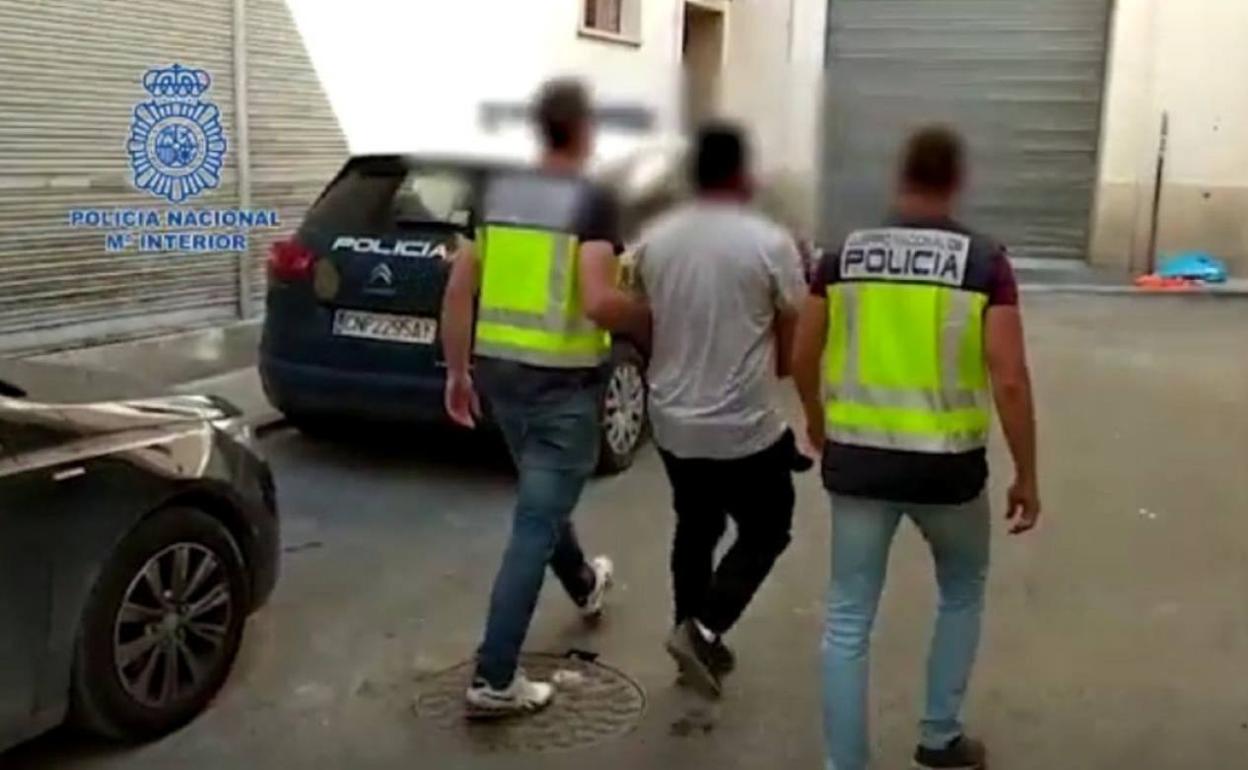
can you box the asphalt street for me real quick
[5,294,1248,769]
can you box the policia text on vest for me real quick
[841,228,970,287]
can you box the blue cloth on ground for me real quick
[1157,252,1228,283]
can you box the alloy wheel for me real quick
[113,543,233,709]
[604,361,646,458]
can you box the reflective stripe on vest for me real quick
[475,175,610,368]
[823,280,989,454]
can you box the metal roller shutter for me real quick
[246,0,348,311]
[820,0,1112,260]
[0,0,240,352]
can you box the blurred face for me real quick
[568,118,595,163]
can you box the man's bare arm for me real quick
[985,305,1040,533]
[441,243,479,377]
[773,309,798,379]
[792,294,829,449]
[579,240,650,344]
[771,233,809,380]
[440,241,482,427]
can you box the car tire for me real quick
[70,507,250,741]
[597,342,649,475]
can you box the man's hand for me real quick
[444,370,481,429]
[579,241,650,339]
[1006,478,1041,535]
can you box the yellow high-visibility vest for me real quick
[823,227,990,454]
[475,173,610,368]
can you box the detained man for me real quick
[635,124,809,697]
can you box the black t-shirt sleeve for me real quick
[987,246,1019,306]
[578,184,624,255]
[810,243,842,298]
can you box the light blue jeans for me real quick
[474,382,601,689]
[822,493,990,770]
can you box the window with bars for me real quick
[583,0,623,34]
[582,0,640,43]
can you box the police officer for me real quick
[793,125,1040,770]
[440,79,650,717]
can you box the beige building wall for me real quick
[286,0,686,159]
[719,0,827,237]
[1092,0,1248,275]
[286,0,827,228]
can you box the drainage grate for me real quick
[414,653,646,753]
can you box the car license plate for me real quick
[332,309,437,345]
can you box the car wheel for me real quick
[71,507,250,741]
[598,343,648,475]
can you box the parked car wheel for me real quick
[598,342,649,475]
[70,507,250,741]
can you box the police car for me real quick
[259,155,650,473]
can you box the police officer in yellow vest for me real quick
[793,126,1041,770]
[440,79,650,717]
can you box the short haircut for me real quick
[534,79,591,151]
[900,125,965,194]
[693,122,749,192]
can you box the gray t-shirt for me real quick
[636,201,806,460]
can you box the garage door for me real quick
[0,0,240,352]
[0,0,345,354]
[820,0,1112,260]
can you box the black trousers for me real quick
[658,434,795,635]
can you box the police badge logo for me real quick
[127,64,227,203]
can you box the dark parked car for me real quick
[259,155,649,473]
[0,361,278,752]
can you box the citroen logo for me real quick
[369,263,394,287]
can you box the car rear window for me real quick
[303,158,476,232]
[394,170,474,227]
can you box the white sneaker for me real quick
[465,671,554,719]
[580,555,615,619]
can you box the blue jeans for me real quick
[822,493,990,770]
[474,385,601,689]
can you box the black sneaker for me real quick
[913,735,987,770]
[664,620,722,698]
[707,637,736,675]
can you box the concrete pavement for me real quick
[5,293,1248,769]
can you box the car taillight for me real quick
[268,237,314,282]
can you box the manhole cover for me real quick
[414,653,646,753]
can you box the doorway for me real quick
[682,2,724,130]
